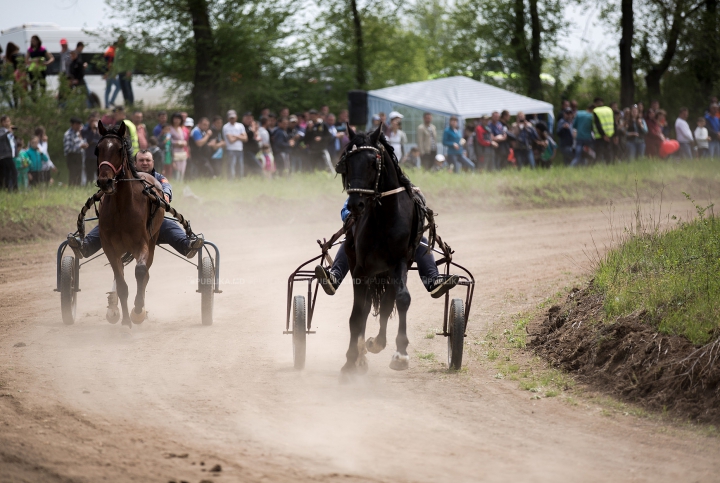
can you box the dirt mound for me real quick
[0,206,78,244]
[529,285,720,423]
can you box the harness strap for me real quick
[98,160,122,176]
[380,186,406,198]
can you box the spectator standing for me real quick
[222,110,247,179]
[556,108,575,165]
[257,116,270,147]
[208,116,225,177]
[190,117,214,178]
[512,112,538,169]
[571,105,595,166]
[242,112,260,172]
[64,117,88,186]
[113,106,139,155]
[271,116,292,175]
[416,112,437,170]
[58,38,71,79]
[705,104,720,158]
[386,112,407,159]
[114,37,134,105]
[489,111,509,169]
[103,43,120,108]
[34,126,56,179]
[15,139,29,189]
[613,110,627,161]
[133,111,148,150]
[0,115,17,191]
[695,117,709,157]
[325,113,342,161]
[675,108,694,159]
[153,111,167,137]
[168,113,188,181]
[82,113,101,185]
[443,116,475,173]
[305,113,334,172]
[159,124,173,177]
[626,105,647,160]
[26,35,54,96]
[645,110,665,158]
[475,115,496,171]
[288,115,305,173]
[592,98,615,163]
[23,136,48,186]
[255,143,276,179]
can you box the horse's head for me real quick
[96,120,127,195]
[336,125,385,217]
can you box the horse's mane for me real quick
[344,131,414,192]
[102,123,141,179]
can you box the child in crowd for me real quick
[160,124,174,179]
[695,117,709,158]
[24,135,49,186]
[255,143,275,179]
[14,139,29,190]
[401,146,422,169]
[148,136,163,173]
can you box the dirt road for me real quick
[2,198,719,482]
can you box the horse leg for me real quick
[130,243,151,324]
[106,279,121,324]
[106,253,131,327]
[390,261,411,371]
[366,284,396,354]
[341,282,371,381]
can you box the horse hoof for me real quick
[130,308,146,324]
[389,352,410,371]
[121,318,132,328]
[106,307,120,324]
[366,336,386,354]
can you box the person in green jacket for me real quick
[14,138,29,189]
[23,135,49,186]
[113,105,139,155]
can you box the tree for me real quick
[688,0,720,97]
[619,0,635,107]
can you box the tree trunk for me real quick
[620,0,635,108]
[349,0,366,89]
[693,0,719,96]
[188,0,218,119]
[527,0,543,99]
[644,1,684,101]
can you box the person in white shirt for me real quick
[674,107,694,159]
[695,117,709,158]
[222,110,248,178]
[386,111,407,159]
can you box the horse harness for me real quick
[336,144,406,202]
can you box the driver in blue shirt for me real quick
[315,199,459,298]
[66,149,203,259]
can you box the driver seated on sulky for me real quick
[315,198,459,298]
[67,150,204,259]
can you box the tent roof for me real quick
[368,76,554,119]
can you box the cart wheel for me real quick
[60,255,77,325]
[293,295,306,370]
[200,256,215,326]
[447,298,465,370]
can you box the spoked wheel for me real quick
[447,298,465,370]
[60,255,77,325]
[293,295,307,370]
[200,256,215,326]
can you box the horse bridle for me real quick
[336,143,406,200]
[96,133,129,183]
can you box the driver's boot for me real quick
[66,234,85,259]
[315,265,340,295]
[186,234,205,259]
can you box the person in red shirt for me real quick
[475,115,497,171]
[103,43,120,108]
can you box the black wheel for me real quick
[60,255,77,325]
[293,295,306,370]
[200,256,215,326]
[447,298,465,370]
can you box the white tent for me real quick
[366,76,555,143]
[368,75,554,120]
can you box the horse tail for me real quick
[369,273,390,317]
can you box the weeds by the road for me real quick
[595,194,720,344]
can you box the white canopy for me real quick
[368,76,555,120]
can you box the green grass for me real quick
[595,195,720,345]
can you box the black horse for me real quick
[335,125,421,378]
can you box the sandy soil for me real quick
[1,197,719,483]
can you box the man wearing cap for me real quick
[68,150,203,260]
[63,117,88,186]
[416,112,437,170]
[113,106,139,155]
[59,38,72,78]
[222,110,248,178]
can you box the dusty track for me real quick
[2,198,720,482]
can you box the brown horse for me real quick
[96,121,164,327]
